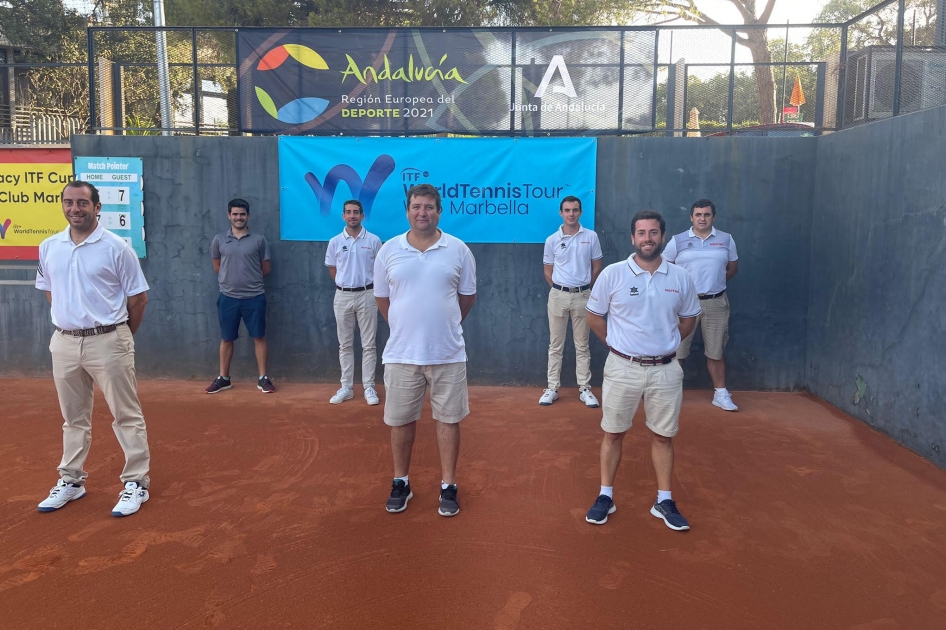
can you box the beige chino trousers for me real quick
[49,325,150,487]
[333,289,378,389]
[546,287,592,391]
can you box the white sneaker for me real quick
[112,481,149,517]
[579,389,600,408]
[539,389,558,406]
[364,386,380,406]
[712,391,739,411]
[330,387,354,404]
[37,479,86,512]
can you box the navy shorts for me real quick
[217,293,266,341]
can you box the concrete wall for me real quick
[808,106,946,469]
[0,134,815,391]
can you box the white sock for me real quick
[599,485,613,498]
[657,490,672,503]
[441,480,455,490]
[715,387,728,395]
[395,475,409,485]
[219,375,230,380]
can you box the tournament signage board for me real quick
[74,157,146,258]
[238,28,656,135]
[278,137,597,243]
[0,148,72,260]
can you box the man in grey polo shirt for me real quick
[206,198,275,394]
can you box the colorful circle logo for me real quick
[256,45,330,124]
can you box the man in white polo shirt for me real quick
[540,195,603,408]
[34,181,152,518]
[584,209,700,531]
[374,183,477,517]
[662,199,739,411]
[325,199,382,405]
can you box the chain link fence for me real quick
[0,2,940,143]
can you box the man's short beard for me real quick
[634,244,661,262]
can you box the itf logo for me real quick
[256,44,330,124]
[304,155,396,218]
[0,218,11,239]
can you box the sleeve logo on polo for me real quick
[629,286,640,296]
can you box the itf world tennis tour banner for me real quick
[238,28,657,135]
[278,137,597,243]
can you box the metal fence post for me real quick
[892,0,906,117]
[87,29,96,133]
[836,24,848,129]
[192,28,200,135]
[727,27,736,134]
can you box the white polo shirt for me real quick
[662,228,738,295]
[587,256,700,358]
[35,224,150,331]
[374,230,477,365]
[324,227,382,288]
[543,225,603,288]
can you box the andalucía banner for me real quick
[238,28,656,135]
[0,148,72,260]
[278,137,597,243]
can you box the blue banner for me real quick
[278,137,596,243]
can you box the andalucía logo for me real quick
[256,44,330,124]
[304,155,396,218]
[0,218,11,239]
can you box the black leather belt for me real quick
[610,348,677,365]
[57,321,127,337]
[553,283,590,293]
[699,290,726,300]
[336,283,374,292]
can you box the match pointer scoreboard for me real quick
[74,156,146,258]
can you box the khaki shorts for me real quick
[383,362,470,427]
[600,353,684,437]
[678,292,730,360]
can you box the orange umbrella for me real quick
[790,74,806,107]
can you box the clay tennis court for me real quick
[2,379,945,629]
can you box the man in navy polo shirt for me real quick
[206,198,275,394]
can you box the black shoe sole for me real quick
[386,491,413,513]
[650,505,690,530]
[585,504,616,525]
[206,384,232,394]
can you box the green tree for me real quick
[636,0,781,124]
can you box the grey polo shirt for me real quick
[211,229,271,299]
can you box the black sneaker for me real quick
[585,495,616,525]
[257,376,276,394]
[385,479,412,513]
[650,499,690,531]
[438,484,460,517]
[205,376,232,394]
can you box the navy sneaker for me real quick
[438,484,460,517]
[257,376,276,394]
[650,499,690,531]
[205,376,231,394]
[385,479,412,513]
[585,495,616,525]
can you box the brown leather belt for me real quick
[699,289,726,300]
[57,321,127,337]
[610,348,677,365]
[336,283,374,292]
